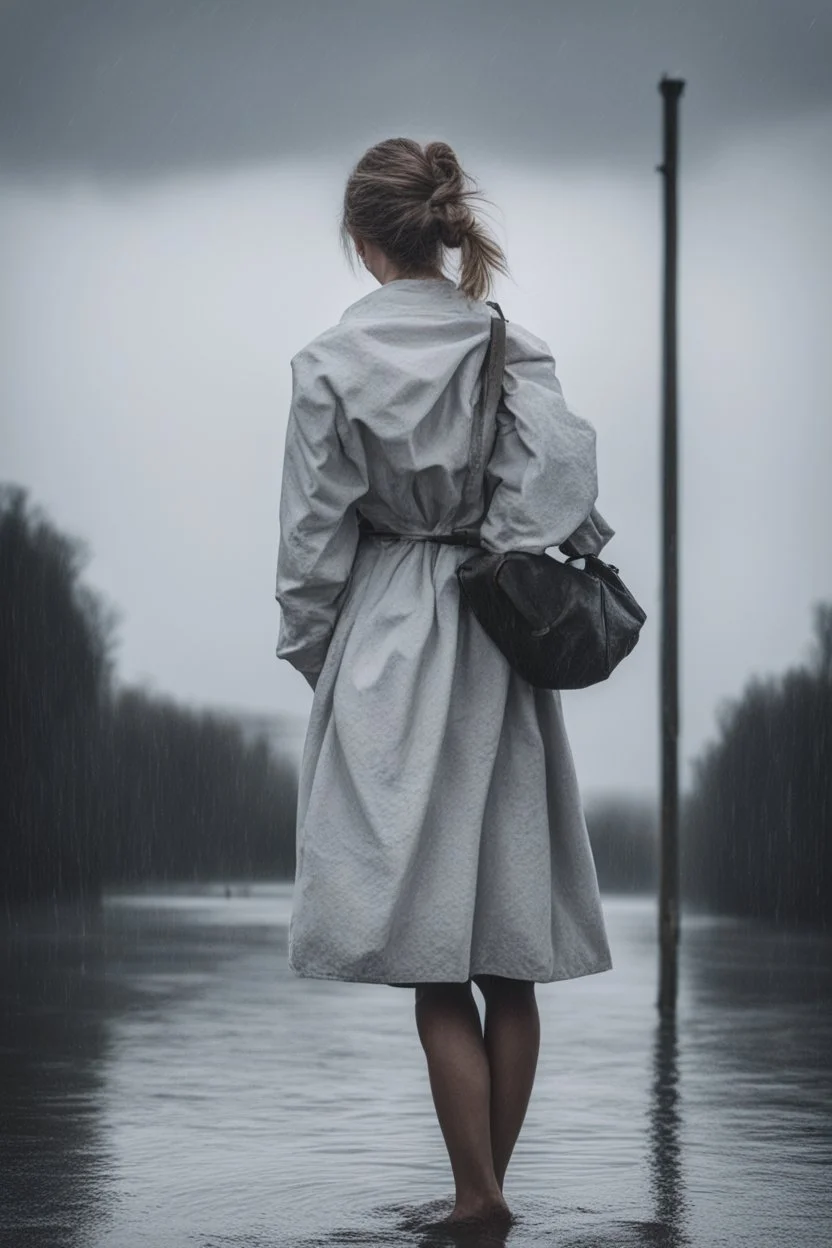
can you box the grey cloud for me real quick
[0,0,830,183]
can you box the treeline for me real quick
[584,601,832,926]
[98,689,297,883]
[681,603,832,927]
[1,484,297,907]
[4,481,829,925]
[585,796,657,893]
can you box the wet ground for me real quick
[1,885,830,1247]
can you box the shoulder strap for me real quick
[458,302,506,525]
[481,301,507,454]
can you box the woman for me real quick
[275,138,614,1232]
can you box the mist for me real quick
[3,107,830,793]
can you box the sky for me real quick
[2,1,831,798]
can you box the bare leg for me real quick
[414,980,511,1223]
[474,975,541,1191]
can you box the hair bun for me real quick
[423,141,468,246]
[424,140,464,209]
[425,141,460,185]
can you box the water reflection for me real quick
[293,1009,694,1248]
[1,888,830,1248]
[0,904,116,1248]
[646,1012,690,1247]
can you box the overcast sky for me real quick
[2,1,831,797]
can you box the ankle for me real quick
[450,1192,512,1224]
[454,1181,506,1211]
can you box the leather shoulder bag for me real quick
[455,302,647,690]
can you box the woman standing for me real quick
[275,137,614,1232]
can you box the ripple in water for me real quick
[1,885,830,1248]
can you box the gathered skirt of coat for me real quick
[289,536,613,986]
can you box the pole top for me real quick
[659,74,686,97]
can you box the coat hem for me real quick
[287,955,613,986]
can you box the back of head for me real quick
[340,137,509,303]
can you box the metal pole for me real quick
[657,75,685,1013]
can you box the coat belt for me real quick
[357,512,481,547]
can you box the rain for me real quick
[1,3,830,1246]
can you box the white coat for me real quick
[275,276,614,986]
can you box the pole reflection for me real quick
[647,1007,691,1247]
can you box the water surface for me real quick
[1,886,830,1247]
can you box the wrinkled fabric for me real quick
[275,276,614,985]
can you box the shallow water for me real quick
[1,885,830,1248]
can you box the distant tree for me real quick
[1,482,298,905]
[0,485,117,904]
[682,601,832,927]
[98,688,298,882]
[585,795,657,893]
[810,603,832,681]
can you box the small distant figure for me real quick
[224,885,232,900]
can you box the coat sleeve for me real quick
[275,343,368,685]
[478,321,614,557]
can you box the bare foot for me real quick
[444,1195,513,1226]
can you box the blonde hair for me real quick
[339,137,509,302]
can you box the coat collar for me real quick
[339,276,477,322]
